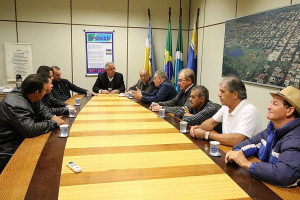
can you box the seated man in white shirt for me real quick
[190,76,262,146]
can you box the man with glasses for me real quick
[132,70,177,103]
[150,68,194,113]
[127,69,155,93]
[92,62,125,94]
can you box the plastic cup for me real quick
[16,81,21,88]
[108,88,112,93]
[180,121,188,133]
[159,108,165,118]
[149,102,158,110]
[75,98,81,105]
[59,124,69,137]
[68,107,75,118]
[86,91,91,97]
[152,102,158,108]
[209,141,220,156]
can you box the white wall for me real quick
[0,0,190,91]
[127,0,190,88]
[0,0,298,127]
[0,22,16,86]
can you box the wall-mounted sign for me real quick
[85,31,114,75]
[5,43,33,81]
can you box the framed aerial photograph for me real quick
[222,3,300,89]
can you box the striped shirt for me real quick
[174,100,221,126]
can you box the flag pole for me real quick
[186,8,199,80]
[174,6,183,92]
[196,8,199,27]
[144,8,156,77]
[164,7,173,81]
[180,7,182,19]
[148,8,150,21]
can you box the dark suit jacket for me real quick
[41,93,68,115]
[52,79,87,102]
[92,72,125,93]
[129,78,156,93]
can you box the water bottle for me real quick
[16,74,22,88]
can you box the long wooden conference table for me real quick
[0,94,299,199]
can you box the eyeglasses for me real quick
[178,79,187,83]
[107,67,115,71]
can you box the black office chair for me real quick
[0,153,13,156]
[0,153,14,157]
[0,153,13,174]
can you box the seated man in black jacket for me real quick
[37,65,55,80]
[37,65,75,111]
[40,74,70,116]
[0,74,65,173]
[92,62,125,94]
[51,66,96,102]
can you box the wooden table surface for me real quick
[0,94,299,200]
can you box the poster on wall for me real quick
[85,31,114,75]
[222,3,300,89]
[5,43,33,81]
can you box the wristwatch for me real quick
[205,131,210,140]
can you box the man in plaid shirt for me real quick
[174,85,222,132]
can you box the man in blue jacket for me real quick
[225,86,300,187]
[132,70,177,104]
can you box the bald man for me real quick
[128,69,156,93]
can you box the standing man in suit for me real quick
[92,62,125,94]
